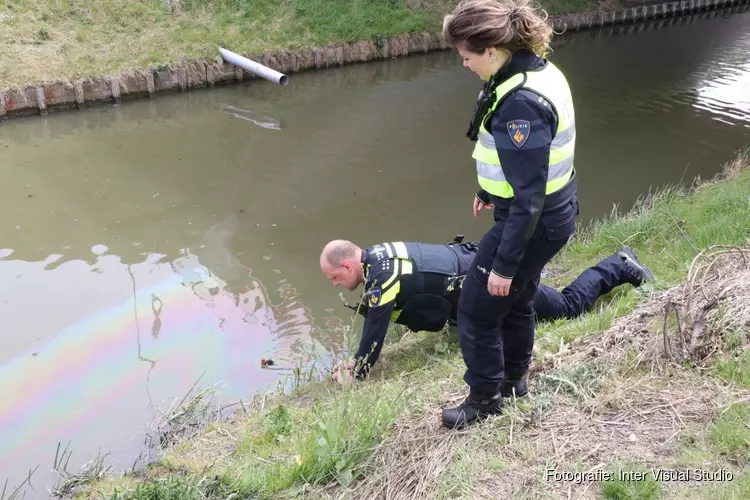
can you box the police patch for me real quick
[370,244,387,262]
[366,287,382,307]
[506,120,531,148]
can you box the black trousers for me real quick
[457,198,577,395]
[533,252,630,321]
[450,243,627,323]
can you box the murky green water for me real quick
[1,6,749,495]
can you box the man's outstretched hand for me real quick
[331,359,356,385]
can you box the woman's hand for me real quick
[487,272,512,296]
[473,197,494,217]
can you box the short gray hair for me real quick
[322,240,360,267]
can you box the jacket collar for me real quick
[491,49,545,86]
[361,249,369,281]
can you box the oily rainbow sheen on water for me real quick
[0,272,284,474]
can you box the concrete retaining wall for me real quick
[551,0,747,31]
[1,0,748,121]
[556,3,744,44]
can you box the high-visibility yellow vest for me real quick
[361,241,462,330]
[472,61,576,198]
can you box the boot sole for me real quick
[442,417,468,430]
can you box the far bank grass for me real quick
[72,151,750,500]
[1,0,596,89]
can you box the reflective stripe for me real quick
[381,261,400,290]
[475,124,575,154]
[552,126,575,148]
[392,242,409,259]
[476,155,574,183]
[389,260,412,320]
[476,161,502,182]
[372,242,413,312]
[470,61,576,198]
[400,260,413,275]
[380,281,400,306]
[384,243,394,258]
[478,132,495,150]
[478,167,572,197]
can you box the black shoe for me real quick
[500,372,528,398]
[617,247,654,287]
[442,389,503,430]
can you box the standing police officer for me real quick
[441,0,580,429]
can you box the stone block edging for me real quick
[1,0,747,120]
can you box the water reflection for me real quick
[692,13,750,128]
[555,4,750,127]
[695,67,750,127]
[0,237,323,495]
[554,5,750,129]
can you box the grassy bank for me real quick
[69,150,750,500]
[0,0,598,89]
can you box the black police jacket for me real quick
[351,241,465,377]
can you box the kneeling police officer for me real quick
[320,238,652,385]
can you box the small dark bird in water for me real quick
[260,357,275,368]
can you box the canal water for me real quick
[2,6,749,496]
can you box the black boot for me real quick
[617,247,654,286]
[442,389,503,430]
[500,371,528,398]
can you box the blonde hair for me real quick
[442,0,553,57]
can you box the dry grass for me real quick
[561,244,750,371]
[343,405,471,499]
[313,362,748,499]
[310,247,750,500]
[662,246,750,362]
[472,378,745,499]
[313,364,750,500]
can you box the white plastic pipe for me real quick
[219,47,289,86]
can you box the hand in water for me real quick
[331,360,356,384]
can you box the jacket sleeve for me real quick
[353,265,398,379]
[488,91,556,278]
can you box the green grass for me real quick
[709,403,750,466]
[0,0,605,89]
[71,151,750,500]
[715,336,750,388]
[667,416,750,500]
[671,470,750,500]
[600,463,661,500]
[536,153,750,355]
[78,332,465,500]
